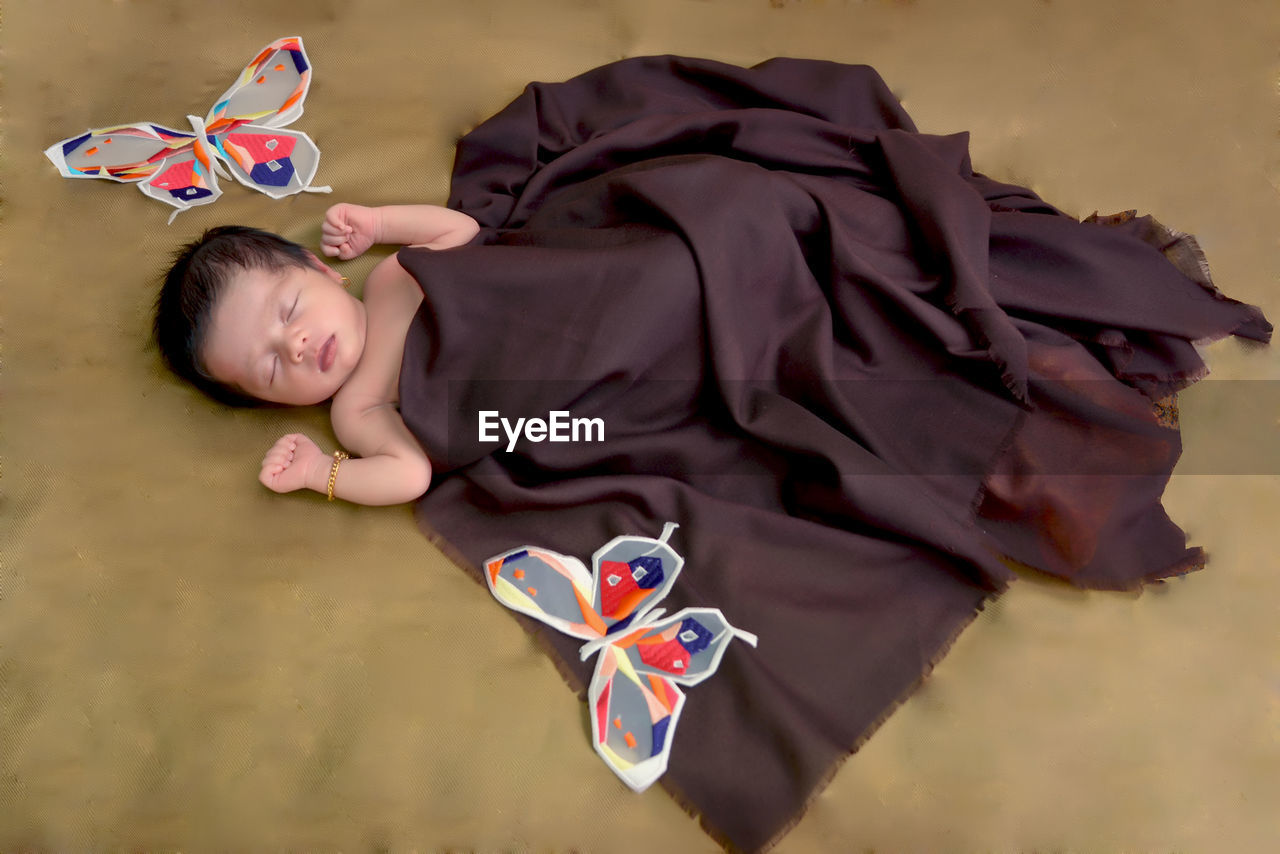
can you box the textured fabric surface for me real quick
[392,55,1266,850]
[4,1,1279,852]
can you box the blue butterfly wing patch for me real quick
[590,523,685,634]
[613,607,756,687]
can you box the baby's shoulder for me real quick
[337,255,424,408]
[363,252,423,310]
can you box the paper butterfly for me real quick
[484,523,757,791]
[44,36,330,223]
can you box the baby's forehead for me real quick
[199,277,278,389]
[225,262,293,294]
[206,268,284,345]
[209,265,289,319]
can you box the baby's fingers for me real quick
[258,434,315,494]
[321,229,353,258]
[261,435,296,463]
[322,220,354,240]
[323,203,350,225]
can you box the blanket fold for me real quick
[394,55,1270,851]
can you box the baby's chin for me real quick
[310,368,359,406]
[274,376,348,407]
[303,385,345,407]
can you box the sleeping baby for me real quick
[146,55,1274,853]
[154,203,477,505]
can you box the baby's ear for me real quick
[304,250,345,285]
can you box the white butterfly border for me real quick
[44,36,331,223]
[483,522,758,792]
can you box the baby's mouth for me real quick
[318,334,337,372]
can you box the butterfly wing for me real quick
[206,36,312,131]
[612,607,758,687]
[44,123,222,213]
[483,547,606,642]
[486,524,757,793]
[204,36,325,199]
[206,125,322,199]
[590,522,684,634]
[44,37,317,214]
[587,643,686,792]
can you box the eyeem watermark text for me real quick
[478,410,605,452]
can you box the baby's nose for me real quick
[289,328,309,362]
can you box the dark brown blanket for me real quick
[394,56,1270,851]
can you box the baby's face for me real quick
[201,260,367,405]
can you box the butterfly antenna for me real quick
[640,521,680,556]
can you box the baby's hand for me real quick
[259,433,327,494]
[322,203,380,260]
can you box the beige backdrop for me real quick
[3,0,1278,851]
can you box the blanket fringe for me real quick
[1087,210,1273,355]
[415,510,1006,853]
[747,586,1005,854]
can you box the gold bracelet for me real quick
[327,450,349,501]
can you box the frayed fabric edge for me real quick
[1085,210,1273,348]
[413,508,1009,854]
[742,585,1003,854]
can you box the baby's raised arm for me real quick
[322,203,480,259]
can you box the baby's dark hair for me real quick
[153,225,312,406]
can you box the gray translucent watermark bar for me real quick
[431,379,1279,476]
